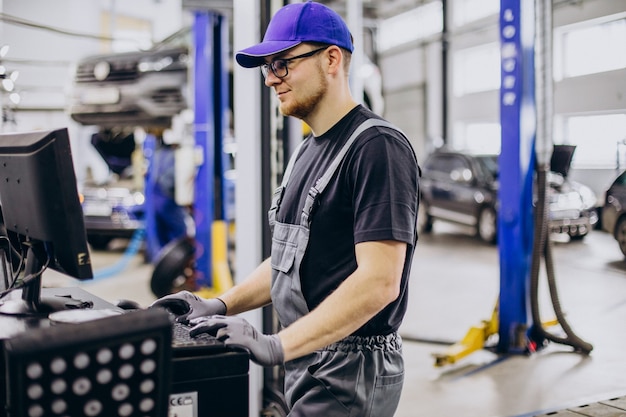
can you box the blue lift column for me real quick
[192,10,219,289]
[497,0,536,353]
[143,133,158,262]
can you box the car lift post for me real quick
[433,0,536,366]
[190,9,232,294]
[496,0,536,354]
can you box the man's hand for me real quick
[190,316,284,367]
[149,290,226,323]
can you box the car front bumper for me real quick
[549,209,598,236]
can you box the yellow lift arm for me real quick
[432,300,558,367]
[432,301,499,367]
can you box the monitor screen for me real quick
[0,127,93,315]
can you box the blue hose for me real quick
[92,228,146,280]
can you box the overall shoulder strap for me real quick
[280,139,307,187]
[268,138,307,225]
[313,119,399,194]
[300,118,402,226]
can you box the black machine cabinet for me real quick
[171,350,249,417]
[0,287,249,417]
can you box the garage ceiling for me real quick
[319,0,431,20]
[189,0,435,25]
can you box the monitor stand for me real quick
[0,242,92,316]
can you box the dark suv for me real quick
[419,148,598,243]
[601,170,626,257]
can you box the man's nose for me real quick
[264,70,281,87]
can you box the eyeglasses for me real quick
[261,47,327,79]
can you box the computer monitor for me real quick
[0,127,93,315]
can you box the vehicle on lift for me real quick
[68,26,385,127]
[418,147,598,243]
[601,170,626,257]
[69,29,190,128]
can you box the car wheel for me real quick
[615,217,626,257]
[417,201,433,233]
[477,207,497,244]
[150,236,196,297]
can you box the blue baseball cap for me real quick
[236,1,354,68]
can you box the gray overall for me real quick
[269,119,405,417]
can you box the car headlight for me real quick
[122,192,145,207]
[551,191,580,210]
[138,53,188,73]
[138,56,174,72]
[577,185,597,210]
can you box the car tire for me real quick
[477,206,497,244]
[417,201,433,233]
[150,236,196,297]
[615,216,626,257]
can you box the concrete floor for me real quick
[44,223,626,417]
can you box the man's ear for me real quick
[325,45,343,75]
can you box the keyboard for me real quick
[171,320,225,353]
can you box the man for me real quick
[153,2,420,415]
[147,126,191,257]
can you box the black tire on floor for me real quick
[150,236,196,298]
[616,216,626,258]
[477,206,497,244]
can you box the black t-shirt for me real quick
[276,105,420,337]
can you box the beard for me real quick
[279,65,328,120]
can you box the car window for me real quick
[449,156,469,172]
[425,154,470,182]
[475,155,499,181]
[425,155,459,173]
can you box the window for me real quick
[378,1,442,51]
[554,15,626,80]
[452,43,500,96]
[558,113,626,168]
[453,121,501,154]
[452,0,499,27]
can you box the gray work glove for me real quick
[149,290,226,323]
[190,315,284,367]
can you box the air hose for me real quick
[527,166,593,354]
[92,228,146,280]
[528,0,592,354]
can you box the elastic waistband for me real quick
[323,332,402,353]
